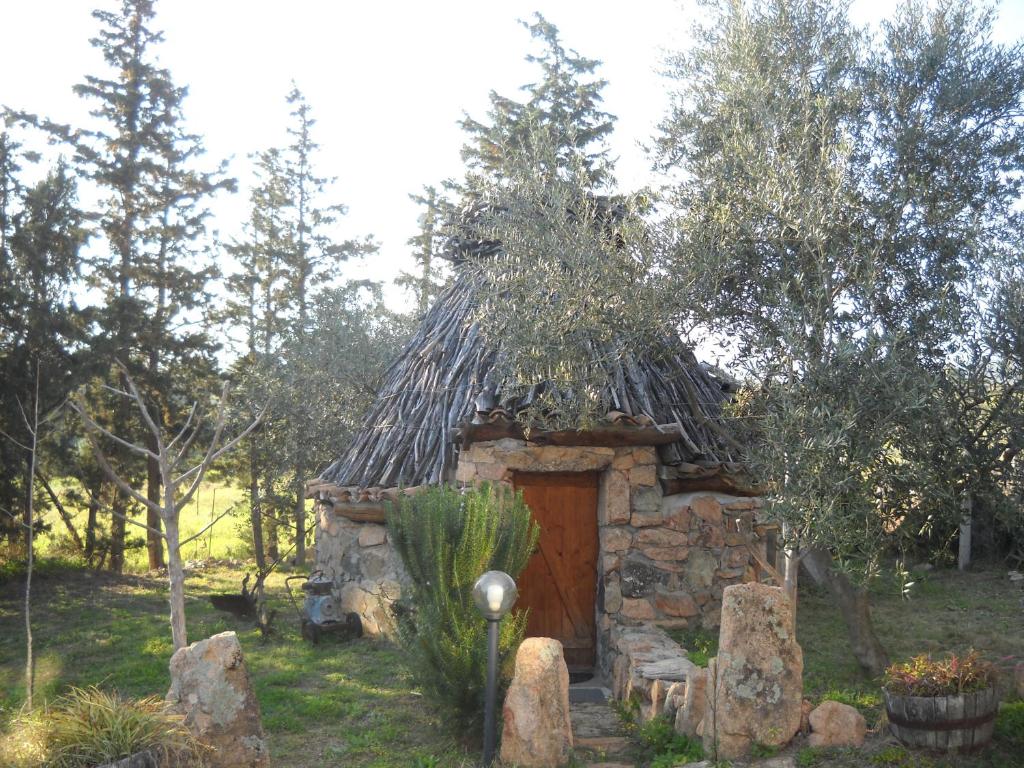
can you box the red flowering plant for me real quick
[882,650,997,696]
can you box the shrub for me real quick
[995,700,1024,749]
[882,650,997,696]
[1,686,205,767]
[388,483,539,737]
[613,703,703,767]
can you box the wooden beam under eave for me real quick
[329,502,390,523]
[457,421,687,448]
[659,476,767,498]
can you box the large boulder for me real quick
[501,638,573,767]
[703,583,803,760]
[166,631,269,767]
[808,700,867,747]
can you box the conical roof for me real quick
[318,267,741,489]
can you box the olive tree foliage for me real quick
[459,129,678,432]
[890,271,1024,564]
[450,15,680,431]
[655,0,1024,674]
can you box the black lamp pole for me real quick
[482,616,500,766]
[472,570,517,768]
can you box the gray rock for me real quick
[703,583,803,760]
[621,559,663,598]
[166,631,269,768]
[685,550,717,591]
[501,638,573,767]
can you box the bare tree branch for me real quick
[166,401,198,453]
[174,401,265,495]
[82,430,162,515]
[78,485,166,538]
[0,426,31,452]
[0,506,33,531]
[69,400,160,462]
[179,502,243,548]
[118,363,166,458]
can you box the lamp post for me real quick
[472,570,518,766]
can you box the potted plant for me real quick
[882,650,1000,753]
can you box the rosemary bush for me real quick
[388,483,539,737]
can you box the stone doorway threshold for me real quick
[569,670,609,704]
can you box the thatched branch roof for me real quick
[317,267,742,490]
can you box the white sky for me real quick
[3,0,1024,311]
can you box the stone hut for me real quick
[306,232,775,683]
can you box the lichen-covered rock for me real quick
[703,583,802,760]
[166,631,269,767]
[501,638,573,767]
[808,700,866,747]
[621,559,662,598]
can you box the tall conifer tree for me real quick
[69,0,231,570]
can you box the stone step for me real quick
[575,735,632,754]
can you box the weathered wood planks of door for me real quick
[513,471,599,669]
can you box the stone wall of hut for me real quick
[314,510,407,637]
[313,438,767,673]
[453,438,766,678]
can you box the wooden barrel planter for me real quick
[883,687,1000,753]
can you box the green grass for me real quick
[2,556,1022,767]
[665,626,718,668]
[793,567,1024,767]
[36,480,253,572]
[0,562,477,767]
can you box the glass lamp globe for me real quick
[472,570,518,621]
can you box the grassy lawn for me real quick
[35,480,291,571]
[0,559,1021,767]
[0,562,476,767]
[793,568,1024,768]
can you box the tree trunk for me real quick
[958,492,972,571]
[781,522,799,618]
[110,492,127,574]
[294,466,306,566]
[24,423,37,710]
[265,473,279,562]
[802,548,889,676]
[249,447,270,631]
[85,482,100,562]
[146,444,165,570]
[163,514,187,651]
[249,450,267,572]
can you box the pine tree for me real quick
[458,13,616,186]
[278,86,375,564]
[225,87,376,566]
[395,185,447,315]
[69,0,232,571]
[0,134,88,552]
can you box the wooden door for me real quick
[513,471,599,670]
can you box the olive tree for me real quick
[655,0,1024,674]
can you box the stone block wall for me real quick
[314,439,766,675]
[314,505,407,637]
[453,439,765,681]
